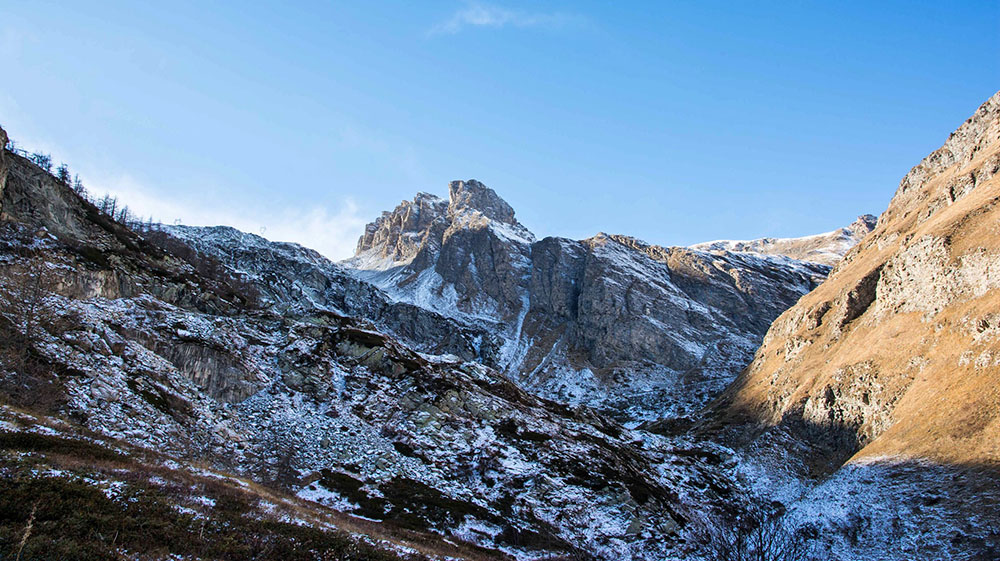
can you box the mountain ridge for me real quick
[690,214,878,266]
[340,179,863,420]
[695,90,1000,559]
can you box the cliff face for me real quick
[516,233,829,418]
[0,126,8,216]
[346,180,843,420]
[350,180,535,323]
[713,91,1000,469]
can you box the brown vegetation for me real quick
[708,91,1000,469]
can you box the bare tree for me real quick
[98,194,111,214]
[694,502,810,561]
[71,174,86,196]
[0,259,57,348]
[116,204,131,225]
[0,253,67,411]
[0,257,58,382]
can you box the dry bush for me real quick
[0,257,66,411]
[694,502,810,561]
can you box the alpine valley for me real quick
[0,90,998,561]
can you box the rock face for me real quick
[704,91,1000,558]
[349,180,535,323]
[167,224,505,364]
[691,214,878,266]
[345,180,845,420]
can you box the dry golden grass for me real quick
[717,92,1000,469]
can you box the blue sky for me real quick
[1,1,997,259]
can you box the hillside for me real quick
[702,91,1000,558]
[0,125,752,560]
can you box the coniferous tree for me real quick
[56,164,71,185]
[29,152,52,172]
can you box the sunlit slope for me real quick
[715,90,1000,467]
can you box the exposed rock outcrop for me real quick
[0,126,8,214]
[167,224,505,364]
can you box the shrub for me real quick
[694,502,810,561]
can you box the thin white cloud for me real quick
[0,114,374,261]
[89,172,369,261]
[429,2,583,35]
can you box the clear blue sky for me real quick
[1,1,998,258]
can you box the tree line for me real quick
[7,140,158,232]
[3,135,260,311]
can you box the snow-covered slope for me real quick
[0,130,753,561]
[164,224,506,364]
[690,214,877,266]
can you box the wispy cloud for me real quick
[94,173,369,260]
[0,114,376,262]
[429,2,583,35]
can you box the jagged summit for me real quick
[447,179,519,225]
[349,179,534,273]
[849,212,879,232]
[353,190,449,266]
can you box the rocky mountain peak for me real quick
[342,182,840,419]
[350,180,534,272]
[353,191,449,265]
[446,179,520,225]
[848,213,878,234]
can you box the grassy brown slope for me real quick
[707,90,1000,469]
